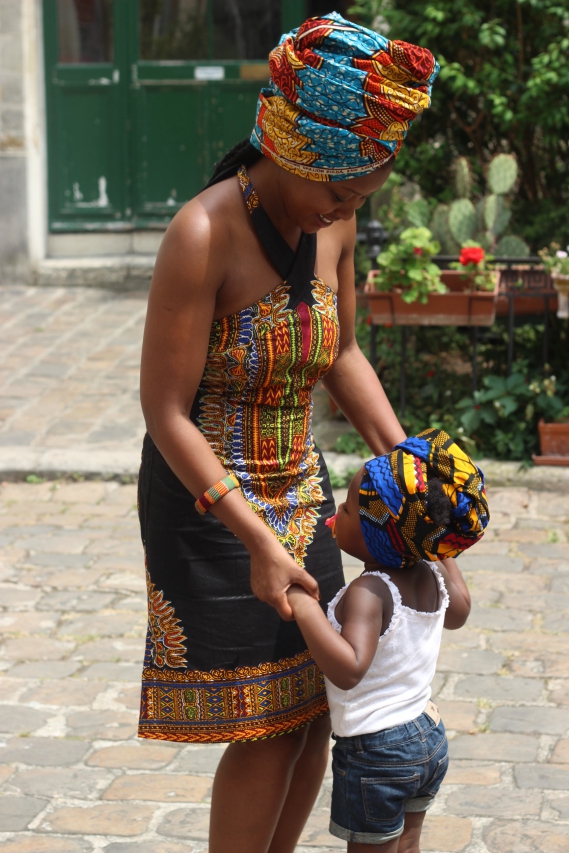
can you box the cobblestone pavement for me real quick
[0,286,147,473]
[0,480,568,852]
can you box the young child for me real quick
[288,428,489,853]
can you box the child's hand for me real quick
[287,583,320,619]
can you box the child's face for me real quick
[334,466,375,563]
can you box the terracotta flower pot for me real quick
[533,418,569,467]
[365,270,499,326]
[495,267,558,317]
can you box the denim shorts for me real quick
[330,713,448,845]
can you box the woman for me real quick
[138,13,438,853]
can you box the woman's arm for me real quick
[140,198,318,620]
[322,222,405,455]
[287,576,384,690]
[437,557,471,630]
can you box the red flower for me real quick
[413,247,424,256]
[425,369,435,378]
[459,247,485,266]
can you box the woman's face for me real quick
[276,160,394,234]
[334,465,375,562]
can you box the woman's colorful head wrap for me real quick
[359,429,489,569]
[250,12,439,182]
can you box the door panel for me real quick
[133,83,207,218]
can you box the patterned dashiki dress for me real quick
[137,167,344,743]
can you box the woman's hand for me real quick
[250,538,319,621]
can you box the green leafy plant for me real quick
[538,243,569,277]
[370,227,446,304]
[333,431,371,457]
[456,372,567,459]
[450,243,496,291]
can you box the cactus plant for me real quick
[455,157,472,199]
[406,198,431,228]
[488,154,518,195]
[427,153,529,256]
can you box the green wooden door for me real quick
[45,1,307,231]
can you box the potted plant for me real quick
[538,244,569,320]
[366,230,499,326]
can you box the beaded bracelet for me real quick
[195,474,239,516]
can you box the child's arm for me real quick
[437,557,471,630]
[287,576,384,691]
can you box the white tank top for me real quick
[325,563,449,738]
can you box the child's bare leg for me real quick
[347,810,426,853]
[268,713,331,853]
[209,725,309,853]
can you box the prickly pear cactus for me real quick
[430,204,459,255]
[455,157,472,199]
[495,235,530,257]
[406,198,431,228]
[449,198,478,245]
[488,154,518,196]
[483,194,512,236]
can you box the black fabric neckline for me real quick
[238,166,317,310]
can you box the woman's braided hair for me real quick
[205,138,262,189]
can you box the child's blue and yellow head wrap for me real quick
[359,429,489,568]
[250,12,439,181]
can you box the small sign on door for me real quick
[194,66,225,81]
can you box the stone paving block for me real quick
[21,679,104,707]
[37,591,116,612]
[437,649,504,675]
[0,737,90,766]
[549,680,569,704]
[0,764,15,785]
[470,572,548,595]
[174,745,227,775]
[0,795,48,830]
[440,626,481,649]
[453,674,544,702]
[77,638,144,662]
[546,613,569,633]
[16,533,91,554]
[467,604,533,631]
[449,733,539,762]
[87,743,180,770]
[0,586,41,607]
[459,555,523,573]
[52,482,108,503]
[519,543,566,559]
[551,573,569,593]
[158,806,210,840]
[98,571,146,592]
[24,554,95,569]
[102,772,212,802]
[105,844,196,853]
[515,764,569,790]
[536,493,569,517]
[8,661,82,679]
[446,785,540,817]
[42,568,106,588]
[435,701,477,732]
[546,794,569,818]
[506,592,569,612]
[115,593,146,611]
[0,705,53,734]
[0,676,26,701]
[1,637,75,661]
[12,767,113,799]
[0,838,92,853]
[551,739,569,763]
[443,760,501,786]
[298,809,343,848]
[489,631,568,655]
[115,684,141,709]
[79,662,141,682]
[59,613,144,638]
[484,819,569,853]
[422,815,472,852]
[490,705,569,735]
[43,802,155,836]
[66,710,137,740]
[0,611,61,634]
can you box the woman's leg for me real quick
[267,713,332,853]
[209,725,309,853]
